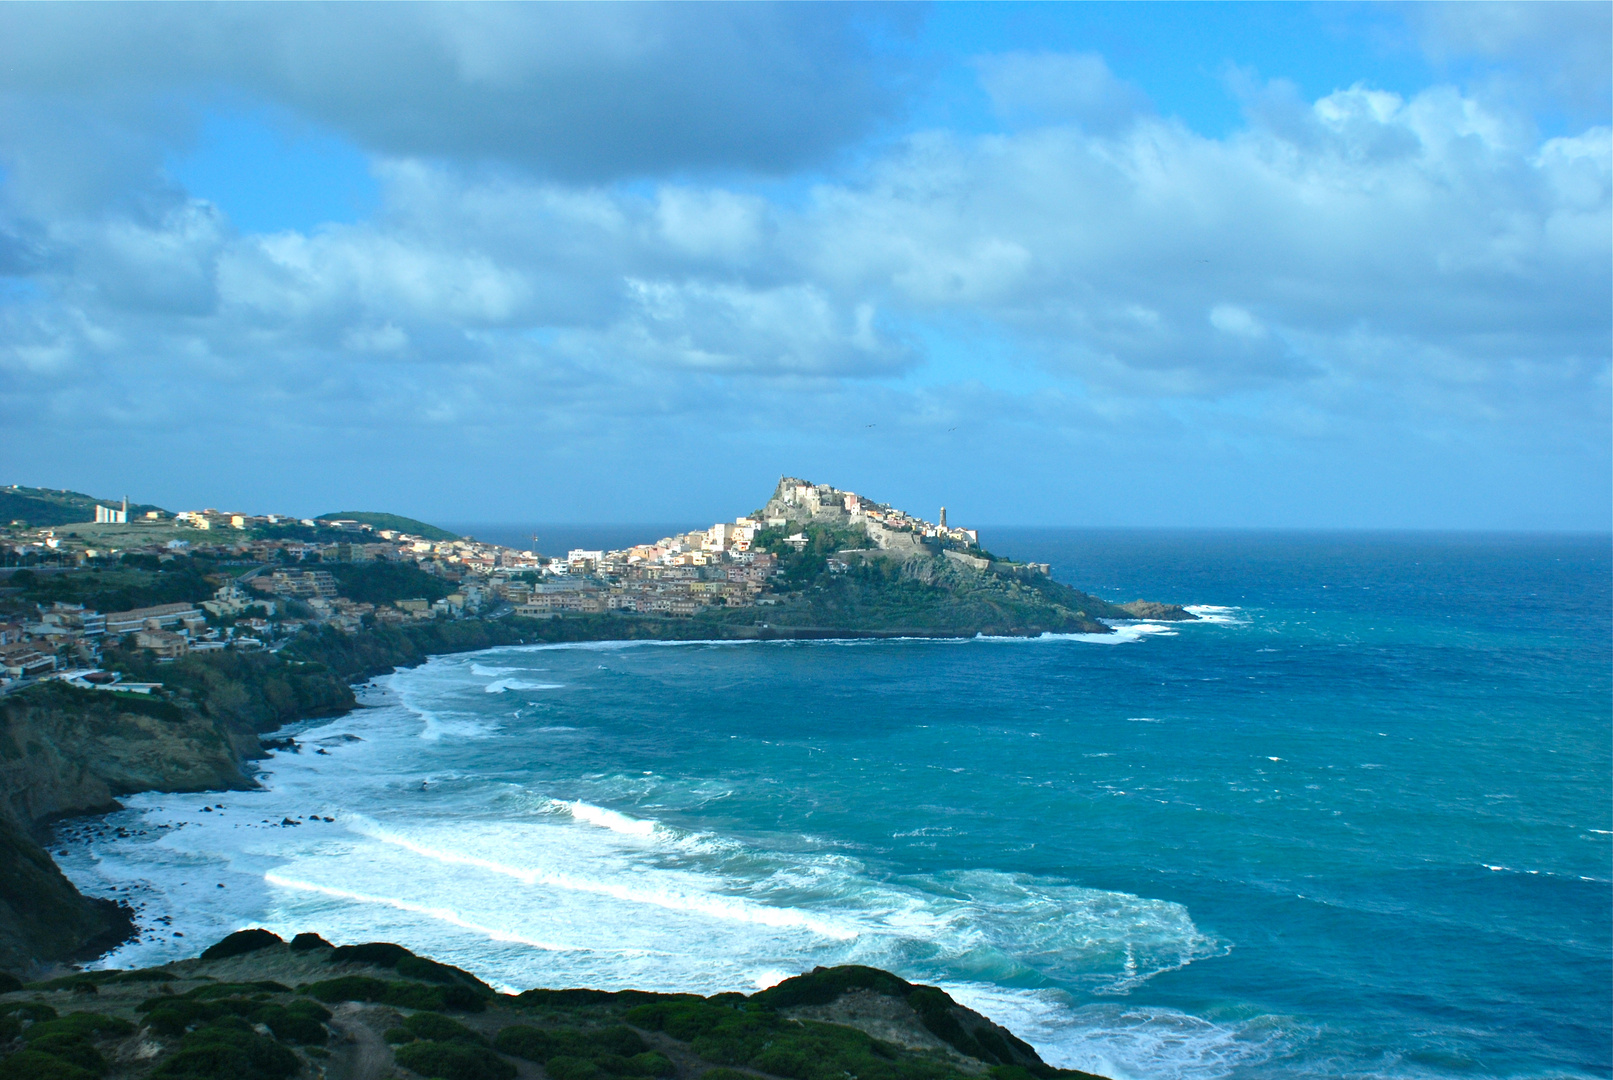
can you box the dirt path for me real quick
[325,1002,396,1080]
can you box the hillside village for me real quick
[0,478,1033,689]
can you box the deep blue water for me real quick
[62,531,1611,1080]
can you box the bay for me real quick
[58,530,1611,1080]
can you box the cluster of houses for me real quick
[0,480,989,691]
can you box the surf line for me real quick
[262,872,578,953]
[346,821,859,942]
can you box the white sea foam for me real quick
[943,988,1291,1080]
[263,873,576,952]
[977,622,1179,646]
[342,817,859,941]
[1183,605,1247,625]
[484,678,564,693]
[560,799,659,836]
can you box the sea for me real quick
[54,530,1612,1080]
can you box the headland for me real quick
[0,928,1111,1080]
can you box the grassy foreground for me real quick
[0,930,1109,1080]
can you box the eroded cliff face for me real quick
[0,684,248,828]
[0,815,132,972]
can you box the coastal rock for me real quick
[1117,601,1198,621]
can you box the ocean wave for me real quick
[484,678,565,693]
[264,872,577,952]
[560,799,659,837]
[344,817,860,942]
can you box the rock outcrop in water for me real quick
[0,929,1112,1080]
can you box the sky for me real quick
[0,2,1607,530]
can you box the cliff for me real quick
[0,654,353,972]
[0,930,1112,1080]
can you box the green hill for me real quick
[317,511,458,541]
[0,486,166,528]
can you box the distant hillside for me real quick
[317,511,458,541]
[0,486,165,528]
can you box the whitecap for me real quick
[1183,605,1248,626]
[484,678,564,693]
[560,799,659,837]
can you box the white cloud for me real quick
[0,60,1605,525]
[975,52,1150,133]
[1209,305,1265,339]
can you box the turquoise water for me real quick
[61,531,1611,1079]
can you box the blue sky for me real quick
[0,2,1607,529]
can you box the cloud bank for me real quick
[0,5,1606,527]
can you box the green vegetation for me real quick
[0,487,165,530]
[6,556,216,613]
[322,560,455,606]
[100,647,354,732]
[394,1039,516,1080]
[0,932,1113,1080]
[197,928,282,961]
[752,523,869,589]
[628,999,957,1080]
[315,511,458,541]
[302,975,488,1012]
[705,556,1127,636]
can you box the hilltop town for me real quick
[2,477,1175,688]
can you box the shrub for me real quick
[545,1055,601,1080]
[184,982,288,1000]
[300,976,389,1004]
[492,1024,555,1060]
[751,967,911,1010]
[153,1019,300,1080]
[396,954,492,993]
[328,942,412,968]
[24,1013,133,1041]
[109,970,177,983]
[0,1004,56,1021]
[288,933,331,952]
[138,997,256,1037]
[629,1051,677,1076]
[0,973,22,993]
[250,1001,330,1044]
[383,1028,415,1045]
[0,1048,98,1080]
[16,1034,103,1075]
[401,1011,483,1044]
[393,1040,516,1080]
[301,976,485,1013]
[198,929,283,960]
